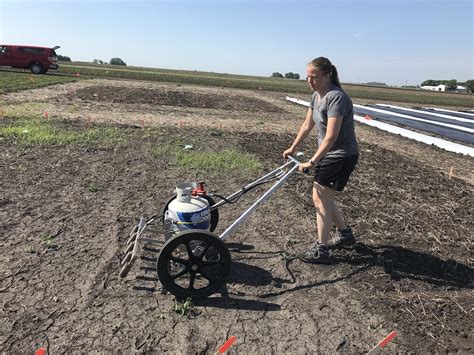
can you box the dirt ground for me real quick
[1,79,473,353]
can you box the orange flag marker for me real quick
[217,335,236,353]
[368,331,397,354]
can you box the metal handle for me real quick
[287,154,310,174]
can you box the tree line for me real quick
[271,72,300,79]
[421,79,474,92]
[57,54,127,66]
[93,58,127,66]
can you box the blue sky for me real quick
[1,0,472,86]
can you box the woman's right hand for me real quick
[282,147,295,160]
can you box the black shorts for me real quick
[314,154,358,191]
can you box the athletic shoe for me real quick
[298,243,330,264]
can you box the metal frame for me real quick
[218,155,301,240]
[119,155,303,278]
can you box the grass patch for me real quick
[0,71,79,94]
[0,102,50,120]
[0,118,126,146]
[176,149,261,172]
[151,143,261,173]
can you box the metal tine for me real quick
[120,216,161,278]
[126,233,137,247]
[125,216,147,248]
[125,241,135,254]
[121,252,132,265]
[119,262,133,278]
[128,224,138,237]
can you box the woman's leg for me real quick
[331,201,347,231]
[313,183,337,245]
[313,185,347,232]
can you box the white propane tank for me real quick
[166,182,210,232]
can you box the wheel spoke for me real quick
[157,231,230,300]
[188,272,196,290]
[171,268,190,280]
[184,241,194,259]
[198,244,211,260]
[199,268,214,282]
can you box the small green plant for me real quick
[150,144,178,157]
[207,127,222,136]
[67,103,80,113]
[81,127,125,145]
[279,252,294,261]
[173,297,194,316]
[26,245,36,253]
[41,234,55,245]
[87,183,98,193]
[285,238,299,249]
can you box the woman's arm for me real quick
[309,116,342,164]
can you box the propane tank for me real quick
[166,182,210,232]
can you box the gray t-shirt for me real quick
[310,85,359,158]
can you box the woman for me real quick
[283,57,359,264]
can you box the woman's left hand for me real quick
[298,162,314,173]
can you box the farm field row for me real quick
[2,66,473,108]
[56,63,474,108]
[0,71,78,94]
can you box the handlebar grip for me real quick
[303,168,310,174]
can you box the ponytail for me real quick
[330,64,341,88]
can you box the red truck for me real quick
[0,45,60,74]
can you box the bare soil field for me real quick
[1,80,473,353]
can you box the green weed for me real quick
[41,234,55,245]
[87,184,98,193]
[279,252,295,261]
[173,297,194,316]
[150,144,178,157]
[67,103,80,113]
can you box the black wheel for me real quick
[157,230,231,300]
[30,62,44,74]
[161,194,219,232]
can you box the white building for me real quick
[420,84,447,91]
